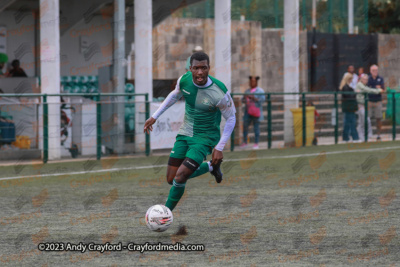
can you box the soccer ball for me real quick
[145,204,173,232]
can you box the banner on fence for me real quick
[150,101,185,149]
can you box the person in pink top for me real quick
[241,76,265,149]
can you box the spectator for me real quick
[8,59,27,77]
[355,74,382,141]
[357,67,364,81]
[341,65,358,89]
[0,89,17,149]
[185,46,203,72]
[340,73,359,142]
[367,64,384,141]
[241,76,265,149]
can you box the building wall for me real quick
[0,11,36,77]
[0,11,114,78]
[60,16,113,76]
[146,17,263,93]
[378,34,400,89]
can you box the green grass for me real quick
[0,141,399,266]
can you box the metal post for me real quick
[364,0,368,33]
[328,0,333,33]
[302,0,306,30]
[302,93,306,146]
[348,0,354,34]
[334,92,338,144]
[274,0,279,28]
[205,0,211,19]
[312,0,316,28]
[145,94,150,156]
[364,93,368,142]
[392,92,396,141]
[96,93,102,160]
[43,94,48,163]
[267,93,272,149]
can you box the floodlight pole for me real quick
[283,0,300,146]
[310,0,317,92]
[348,0,354,34]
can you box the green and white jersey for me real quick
[152,72,236,150]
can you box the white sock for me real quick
[208,161,213,172]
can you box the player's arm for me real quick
[143,77,183,134]
[212,93,236,165]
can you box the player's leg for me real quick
[166,158,184,185]
[165,158,198,211]
[185,143,219,181]
[188,162,212,179]
[166,140,188,185]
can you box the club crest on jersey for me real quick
[202,98,216,111]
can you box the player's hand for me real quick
[143,117,156,134]
[211,149,223,166]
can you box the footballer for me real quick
[143,51,236,212]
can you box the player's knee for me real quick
[174,170,189,184]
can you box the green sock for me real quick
[165,179,186,211]
[189,162,210,179]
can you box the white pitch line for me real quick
[1,146,399,182]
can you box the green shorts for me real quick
[170,136,213,165]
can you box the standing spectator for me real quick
[341,65,358,89]
[340,73,359,142]
[355,74,382,141]
[367,64,384,141]
[8,59,27,77]
[241,76,265,149]
[357,67,364,81]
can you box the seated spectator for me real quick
[8,59,27,77]
[0,90,17,149]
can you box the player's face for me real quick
[348,66,354,74]
[190,59,209,86]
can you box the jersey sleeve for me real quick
[215,93,236,151]
[152,76,183,120]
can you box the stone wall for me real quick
[378,34,400,89]
[130,17,264,93]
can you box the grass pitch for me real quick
[0,141,399,266]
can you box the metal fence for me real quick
[230,90,400,151]
[1,91,399,163]
[0,93,150,163]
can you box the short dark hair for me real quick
[249,76,260,81]
[190,52,210,66]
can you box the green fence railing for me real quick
[230,91,399,151]
[1,93,149,163]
